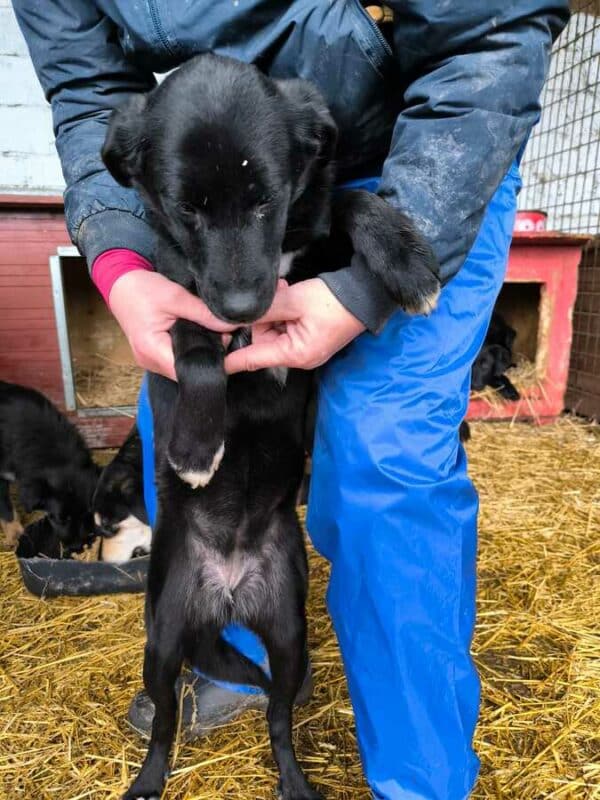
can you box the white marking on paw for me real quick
[100,515,152,563]
[169,442,225,489]
[406,284,441,316]
[267,366,288,387]
[93,511,101,527]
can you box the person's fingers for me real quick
[170,285,237,332]
[133,332,176,381]
[257,285,300,324]
[224,337,293,374]
[154,336,177,381]
[251,322,281,344]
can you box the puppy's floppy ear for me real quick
[101,94,149,187]
[18,478,51,514]
[276,79,338,201]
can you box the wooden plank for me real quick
[0,286,54,308]
[0,263,51,275]
[0,194,64,208]
[0,276,51,287]
[70,414,133,449]
[0,318,56,331]
[0,330,59,351]
[0,352,62,365]
[0,308,55,320]
[0,245,65,265]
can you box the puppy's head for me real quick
[92,463,147,537]
[19,472,97,554]
[102,54,337,323]
[471,347,496,391]
[471,344,513,390]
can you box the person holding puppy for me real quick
[14,2,568,799]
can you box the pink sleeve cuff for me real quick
[91,249,154,306]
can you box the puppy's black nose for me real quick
[221,290,261,322]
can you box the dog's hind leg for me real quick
[190,629,272,693]
[168,319,226,489]
[260,614,322,800]
[0,478,22,546]
[123,620,184,800]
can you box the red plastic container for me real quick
[514,210,547,232]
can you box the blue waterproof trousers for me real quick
[137,162,521,800]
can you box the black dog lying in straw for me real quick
[93,424,151,563]
[0,381,98,553]
[471,311,520,401]
[102,54,440,800]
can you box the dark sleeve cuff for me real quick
[76,209,157,271]
[319,255,398,333]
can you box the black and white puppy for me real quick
[93,425,151,563]
[0,381,98,552]
[103,53,439,800]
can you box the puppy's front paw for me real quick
[123,787,162,800]
[168,441,225,489]
[277,778,324,800]
[396,269,441,316]
[336,190,441,317]
[123,794,161,800]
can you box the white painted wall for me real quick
[0,0,65,193]
[0,2,598,235]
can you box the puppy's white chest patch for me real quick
[267,366,288,386]
[278,251,299,277]
[204,550,258,594]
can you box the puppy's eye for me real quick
[178,202,196,216]
[256,197,273,220]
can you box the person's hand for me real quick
[224,278,366,374]
[109,270,236,380]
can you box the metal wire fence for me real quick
[519,3,600,417]
[520,2,599,234]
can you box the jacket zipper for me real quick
[352,0,393,58]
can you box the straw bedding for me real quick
[1,418,599,799]
[73,356,143,409]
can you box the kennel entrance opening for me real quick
[50,246,143,414]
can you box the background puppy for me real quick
[0,381,98,553]
[93,425,151,563]
[471,312,520,400]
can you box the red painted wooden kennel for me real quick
[467,231,589,422]
[0,196,133,448]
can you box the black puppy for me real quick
[0,381,98,553]
[103,54,439,800]
[471,312,520,401]
[93,425,151,562]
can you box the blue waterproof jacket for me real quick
[13,0,568,330]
